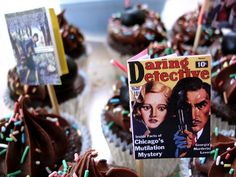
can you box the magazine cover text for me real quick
[127,55,211,159]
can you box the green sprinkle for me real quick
[122,110,129,115]
[148,48,153,55]
[164,48,174,55]
[58,171,63,175]
[0,133,4,139]
[229,73,236,78]
[84,170,89,177]
[7,170,22,176]
[6,137,13,142]
[213,148,219,160]
[108,121,115,129]
[62,159,68,171]
[211,71,219,78]
[210,149,215,155]
[154,54,159,58]
[20,146,30,164]
[229,168,234,174]
[214,127,219,137]
[0,149,7,156]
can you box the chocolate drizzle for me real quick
[0,96,75,176]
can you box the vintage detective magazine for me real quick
[5,7,67,85]
[127,49,211,159]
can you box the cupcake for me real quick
[49,149,138,177]
[101,76,179,177]
[171,6,222,53]
[107,4,167,56]
[211,31,236,124]
[194,133,236,177]
[5,57,85,108]
[57,10,86,59]
[0,95,90,176]
[180,114,236,177]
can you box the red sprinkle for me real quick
[225,153,230,160]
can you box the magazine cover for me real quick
[5,7,61,85]
[205,0,236,31]
[127,54,211,159]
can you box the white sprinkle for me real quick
[227,147,231,151]
[74,153,79,162]
[234,142,236,147]
[45,166,52,174]
[0,143,8,148]
[46,117,58,123]
[216,156,221,165]
[35,161,40,165]
[188,169,192,176]
[73,172,78,177]
[48,171,58,177]
[220,161,224,165]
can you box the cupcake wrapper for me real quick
[180,113,236,177]
[57,112,91,154]
[101,111,179,177]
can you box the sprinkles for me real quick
[0,143,8,148]
[84,170,89,177]
[7,170,22,177]
[108,121,115,129]
[0,149,7,156]
[20,146,30,164]
[229,168,235,175]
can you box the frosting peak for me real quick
[0,96,70,176]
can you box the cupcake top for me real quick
[57,10,85,59]
[108,4,167,55]
[194,133,236,177]
[103,76,131,133]
[0,96,77,176]
[49,149,138,177]
[172,7,221,48]
[7,57,84,107]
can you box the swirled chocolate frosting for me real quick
[0,96,74,176]
[49,149,138,177]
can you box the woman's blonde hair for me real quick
[133,81,172,121]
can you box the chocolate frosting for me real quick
[172,7,221,47]
[194,134,236,177]
[57,10,85,59]
[0,96,71,176]
[121,6,146,26]
[49,149,138,177]
[108,4,166,55]
[105,77,130,132]
[7,58,84,106]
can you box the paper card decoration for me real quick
[127,50,211,159]
[5,7,68,85]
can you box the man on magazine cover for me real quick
[168,77,210,157]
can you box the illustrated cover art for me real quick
[5,7,61,85]
[127,53,211,159]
